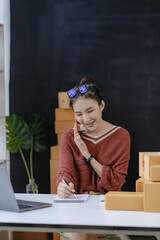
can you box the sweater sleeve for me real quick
[56,131,78,189]
[98,130,131,191]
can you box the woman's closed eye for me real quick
[87,108,95,114]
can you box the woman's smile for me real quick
[85,120,95,128]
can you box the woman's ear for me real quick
[100,100,105,111]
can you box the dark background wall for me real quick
[10,0,160,193]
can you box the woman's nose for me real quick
[83,114,90,122]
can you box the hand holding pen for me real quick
[57,179,77,198]
[62,179,77,198]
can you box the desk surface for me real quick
[0,194,160,236]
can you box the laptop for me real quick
[0,167,52,212]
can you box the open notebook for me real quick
[54,194,89,203]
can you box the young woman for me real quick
[56,77,130,240]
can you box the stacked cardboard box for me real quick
[105,152,160,212]
[138,152,160,180]
[50,145,60,194]
[50,92,74,194]
[142,152,160,212]
[55,93,74,144]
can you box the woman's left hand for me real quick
[74,124,90,159]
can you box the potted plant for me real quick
[6,113,47,193]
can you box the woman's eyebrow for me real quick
[86,106,94,111]
[75,106,94,113]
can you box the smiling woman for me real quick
[56,77,131,240]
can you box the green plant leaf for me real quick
[6,114,31,153]
[25,114,47,153]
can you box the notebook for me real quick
[54,194,89,203]
[0,167,52,212]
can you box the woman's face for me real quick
[73,97,105,134]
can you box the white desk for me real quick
[0,194,160,239]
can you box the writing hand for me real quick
[57,180,75,198]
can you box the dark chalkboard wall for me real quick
[10,0,160,193]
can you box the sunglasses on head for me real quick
[67,84,96,98]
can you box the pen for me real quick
[62,179,77,198]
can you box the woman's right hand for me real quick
[57,181,75,198]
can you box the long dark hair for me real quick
[69,77,104,108]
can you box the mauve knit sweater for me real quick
[56,126,130,194]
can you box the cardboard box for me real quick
[55,120,74,134]
[144,182,160,212]
[50,145,60,160]
[58,92,71,109]
[57,133,63,145]
[50,159,60,179]
[150,165,160,182]
[50,178,57,194]
[9,232,51,240]
[136,178,146,192]
[53,233,60,240]
[55,108,74,121]
[105,191,144,211]
[139,152,146,178]
[50,160,59,194]
[144,153,160,180]
[139,152,159,177]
